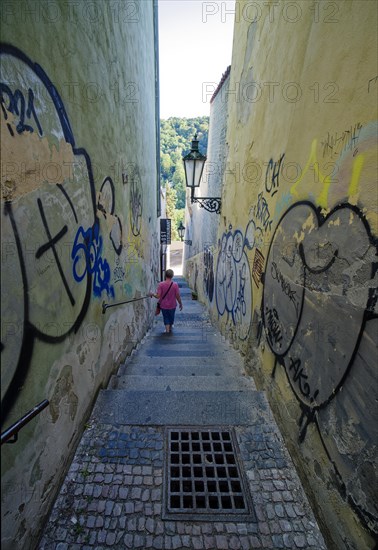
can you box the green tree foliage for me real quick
[172,163,186,209]
[160,117,209,212]
[165,184,184,241]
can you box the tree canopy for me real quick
[160,116,209,210]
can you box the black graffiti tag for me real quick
[265,153,285,197]
[203,246,214,302]
[0,83,42,136]
[254,193,272,233]
[271,261,300,316]
[130,172,142,236]
[265,307,283,349]
[288,357,319,403]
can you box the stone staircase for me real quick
[39,276,328,550]
[92,277,266,428]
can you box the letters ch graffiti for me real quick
[265,153,285,197]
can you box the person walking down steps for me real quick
[149,268,183,334]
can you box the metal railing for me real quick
[102,295,150,314]
[1,399,49,445]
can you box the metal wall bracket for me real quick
[192,197,222,214]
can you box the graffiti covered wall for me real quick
[1,2,159,548]
[184,67,230,303]
[184,1,377,548]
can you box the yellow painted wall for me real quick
[185,2,377,548]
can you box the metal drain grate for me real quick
[163,428,255,521]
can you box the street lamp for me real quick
[177,221,192,245]
[183,134,222,214]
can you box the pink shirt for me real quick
[157,280,180,309]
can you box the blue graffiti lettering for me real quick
[72,221,114,298]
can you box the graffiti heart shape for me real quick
[215,227,252,341]
[263,201,375,409]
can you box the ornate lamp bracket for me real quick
[192,196,222,214]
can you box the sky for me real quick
[158,0,235,119]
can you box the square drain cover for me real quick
[163,427,255,521]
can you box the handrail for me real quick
[102,295,150,314]
[1,399,49,445]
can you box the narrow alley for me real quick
[2,2,377,549]
[39,277,326,550]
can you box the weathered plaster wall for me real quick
[1,2,159,548]
[184,68,230,303]
[184,2,377,549]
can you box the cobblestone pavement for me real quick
[39,422,326,549]
[38,278,327,549]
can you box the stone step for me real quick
[118,362,246,378]
[143,340,220,350]
[118,356,246,376]
[136,347,232,358]
[136,336,242,356]
[92,389,271,426]
[151,320,210,327]
[143,334,225,345]
[148,330,216,340]
[149,326,220,336]
[111,374,256,392]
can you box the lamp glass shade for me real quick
[184,158,200,188]
[183,136,207,189]
[177,222,185,241]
